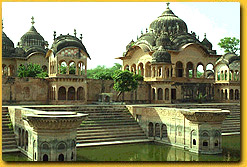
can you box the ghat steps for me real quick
[1,107,19,153]
[30,105,149,147]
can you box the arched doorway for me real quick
[43,154,48,161]
[148,122,154,137]
[157,88,163,100]
[77,87,85,100]
[176,61,183,77]
[68,87,75,100]
[58,154,64,161]
[186,62,194,78]
[58,87,66,100]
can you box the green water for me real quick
[2,135,240,162]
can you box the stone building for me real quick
[2,4,240,105]
[116,3,240,104]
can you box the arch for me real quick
[137,62,144,76]
[145,62,151,77]
[77,87,85,101]
[196,63,204,78]
[155,123,160,138]
[152,66,156,77]
[229,89,234,100]
[157,88,163,100]
[191,130,197,147]
[152,88,155,100]
[235,89,240,100]
[25,131,28,151]
[130,64,136,74]
[58,86,66,100]
[2,64,7,76]
[8,64,15,76]
[68,86,75,100]
[18,128,21,146]
[77,61,85,75]
[148,122,154,137]
[57,142,66,150]
[42,65,48,72]
[59,60,67,74]
[43,154,48,161]
[225,89,228,100]
[217,70,221,81]
[206,63,214,71]
[161,124,168,139]
[176,61,183,77]
[124,64,130,71]
[42,142,50,150]
[69,61,76,74]
[165,88,169,100]
[58,154,64,161]
[186,62,194,78]
[21,129,24,148]
[221,89,224,100]
[71,152,74,160]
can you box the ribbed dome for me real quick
[152,46,171,63]
[19,17,46,51]
[149,4,188,36]
[2,31,15,57]
[51,34,90,59]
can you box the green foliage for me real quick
[197,71,203,78]
[218,37,240,55]
[112,70,138,93]
[87,63,122,80]
[17,63,48,78]
[133,74,143,81]
[7,122,13,130]
[69,64,76,74]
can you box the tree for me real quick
[112,70,138,101]
[87,63,122,80]
[17,63,48,78]
[218,37,240,55]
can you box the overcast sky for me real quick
[2,2,240,69]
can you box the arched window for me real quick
[124,65,130,71]
[155,123,160,138]
[77,62,85,75]
[57,143,66,150]
[145,62,151,77]
[196,63,204,78]
[161,124,168,139]
[77,87,85,100]
[157,88,163,100]
[58,87,66,100]
[68,87,75,100]
[71,152,74,160]
[137,63,144,76]
[59,61,67,74]
[131,64,136,74]
[69,61,76,74]
[176,61,183,77]
[148,122,154,137]
[225,89,228,100]
[186,62,194,78]
[42,143,50,150]
[25,131,28,151]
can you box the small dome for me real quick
[149,4,188,36]
[19,17,46,51]
[156,33,171,47]
[201,33,212,50]
[51,34,90,59]
[2,31,15,57]
[152,46,171,63]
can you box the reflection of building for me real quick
[117,3,240,103]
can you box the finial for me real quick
[146,28,148,33]
[74,29,77,37]
[137,35,138,40]
[80,34,83,40]
[2,19,3,30]
[166,2,170,8]
[31,16,35,26]
[53,31,56,40]
[204,33,206,38]
[141,30,143,35]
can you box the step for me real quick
[77,126,142,133]
[77,139,150,147]
[77,132,146,140]
[77,129,144,137]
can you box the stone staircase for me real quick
[173,103,241,135]
[31,105,149,147]
[2,107,19,153]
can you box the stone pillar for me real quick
[194,68,197,78]
[172,65,176,77]
[203,66,206,78]
[155,88,158,101]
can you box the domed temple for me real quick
[117,3,240,103]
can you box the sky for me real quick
[2,2,240,69]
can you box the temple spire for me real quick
[166,2,170,8]
[31,16,35,26]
